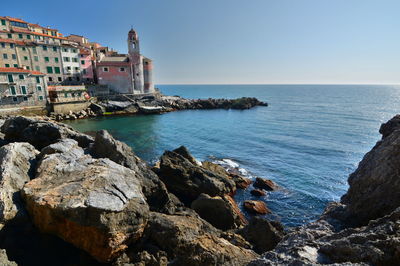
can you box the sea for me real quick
[65,84,400,227]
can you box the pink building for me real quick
[79,49,94,83]
[96,57,133,94]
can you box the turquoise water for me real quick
[65,84,400,227]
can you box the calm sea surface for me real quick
[65,85,400,227]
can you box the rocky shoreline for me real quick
[48,95,268,121]
[0,115,399,265]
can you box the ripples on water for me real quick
[65,84,400,227]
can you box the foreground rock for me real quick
[202,160,252,189]
[134,211,257,265]
[1,116,93,149]
[157,147,236,204]
[0,249,16,266]
[22,141,149,263]
[191,193,247,230]
[91,130,179,214]
[0,143,38,226]
[244,200,271,215]
[238,217,284,254]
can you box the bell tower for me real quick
[127,28,144,94]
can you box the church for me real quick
[96,29,154,95]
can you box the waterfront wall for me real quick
[52,101,90,114]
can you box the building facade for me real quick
[0,67,47,107]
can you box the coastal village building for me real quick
[0,67,47,106]
[0,15,155,112]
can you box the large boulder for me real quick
[139,212,257,265]
[157,148,236,204]
[21,144,149,263]
[91,130,179,213]
[0,143,38,226]
[191,193,247,230]
[340,124,400,226]
[0,116,93,150]
[238,217,284,254]
[243,200,270,215]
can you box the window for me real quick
[10,21,28,28]
[38,95,43,101]
[48,77,53,82]
[119,67,125,72]
[2,54,7,59]
[68,77,72,81]
[9,86,16,95]
[13,64,18,67]
[27,35,31,40]
[7,33,12,39]
[12,54,16,60]
[23,56,28,61]
[37,85,42,91]
[23,96,28,101]
[55,57,59,63]
[1,19,5,26]
[18,74,24,80]
[32,47,37,54]
[57,77,62,82]
[36,77,40,83]
[22,47,26,51]
[76,77,80,81]
[26,66,30,70]
[52,46,57,52]
[63,57,70,62]
[20,86,27,94]
[5,64,10,68]
[72,58,78,62]
[1,43,4,48]
[81,60,85,65]
[67,66,71,71]
[34,56,39,62]
[63,48,68,52]
[82,69,87,74]
[72,49,76,53]
[12,97,18,102]
[64,92,68,98]
[44,57,49,62]
[9,43,14,48]
[18,34,23,39]
[74,67,79,71]
[42,45,47,51]
[103,67,109,72]
[71,92,75,97]
[35,66,40,71]
[54,67,61,74]
[46,66,53,74]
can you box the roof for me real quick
[79,49,91,55]
[10,28,67,40]
[28,23,58,31]
[5,17,28,24]
[99,56,129,62]
[0,38,27,46]
[0,67,45,75]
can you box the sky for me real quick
[3,0,400,84]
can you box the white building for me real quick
[60,45,82,84]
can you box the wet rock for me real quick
[0,116,93,149]
[0,143,38,226]
[340,125,400,226]
[91,130,179,213]
[253,177,277,191]
[231,174,252,189]
[243,200,270,215]
[141,211,257,265]
[202,161,230,176]
[238,217,284,254]
[22,146,149,263]
[191,193,247,230]
[250,189,266,197]
[157,148,236,204]
[0,249,16,266]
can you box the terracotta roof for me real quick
[28,23,58,31]
[10,28,66,40]
[0,67,45,75]
[79,49,91,55]
[5,17,28,23]
[0,38,27,46]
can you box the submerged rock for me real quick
[250,189,266,197]
[191,193,247,230]
[0,143,38,226]
[238,217,284,254]
[243,200,270,215]
[157,148,236,204]
[22,145,149,263]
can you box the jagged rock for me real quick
[22,145,149,263]
[157,148,236,204]
[340,125,400,226]
[191,193,247,230]
[202,161,230,176]
[243,200,270,215]
[238,217,284,254]
[251,189,266,197]
[89,103,105,115]
[91,130,179,213]
[379,114,400,139]
[140,212,257,265]
[0,143,38,226]
[0,116,93,149]
[0,249,17,266]
[174,146,201,165]
[231,174,252,189]
[253,177,277,191]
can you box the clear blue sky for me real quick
[4,0,400,84]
